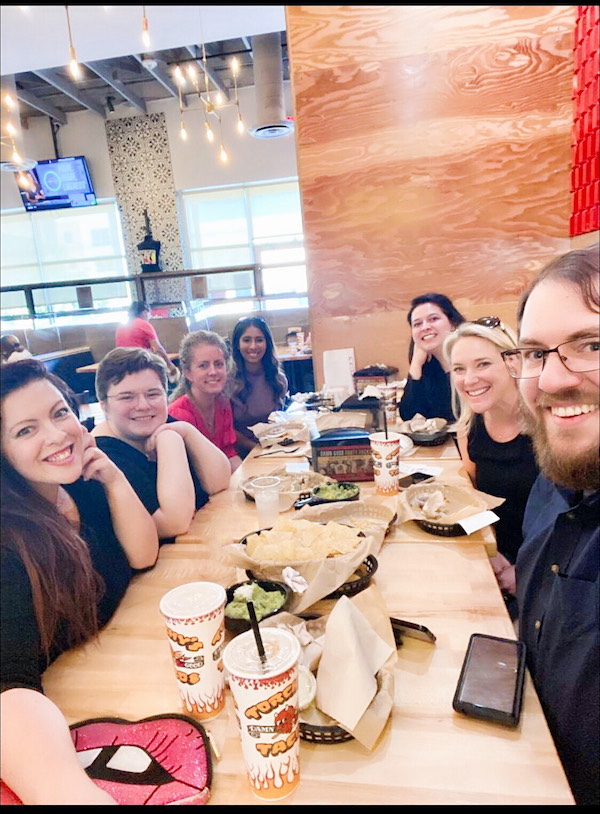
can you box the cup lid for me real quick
[160,581,226,618]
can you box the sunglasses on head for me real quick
[472,315,515,341]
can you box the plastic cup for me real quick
[159,581,227,720]
[251,476,281,528]
[223,627,301,801]
[369,431,402,495]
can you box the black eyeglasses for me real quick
[501,339,600,379]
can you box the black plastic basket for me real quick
[299,721,354,744]
[405,430,449,447]
[415,519,466,537]
[325,554,378,599]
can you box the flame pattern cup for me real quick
[223,628,301,801]
[369,431,402,495]
[159,582,227,721]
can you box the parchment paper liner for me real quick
[294,499,396,556]
[396,481,504,525]
[250,419,311,448]
[260,583,396,750]
[223,532,373,614]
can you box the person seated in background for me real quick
[92,348,230,542]
[505,246,598,806]
[0,359,158,805]
[168,330,242,473]
[1,335,33,364]
[230,316,289,458]
[444,318,539,618]
[115,301,180,383]
[398,293,466,422]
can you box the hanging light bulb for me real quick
[187,64,197,82]
[141,6,151,50]
[215,91,225,107]
[4,93,15,110]
[231,57,240,77]
[179,119,188,140]
[65,6,81,80]
[12,147,22,163]
[236,110,245,134]
[5,121,16,136]
[219,144,228,163]
[174,65,185,87]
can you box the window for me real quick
[1,201,130,328]
[180,179,308,310]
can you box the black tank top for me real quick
[467,413,539,563]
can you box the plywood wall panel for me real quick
[286,5,576,386]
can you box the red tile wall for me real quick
[571,5,600,235]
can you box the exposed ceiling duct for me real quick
[248,32,294,139]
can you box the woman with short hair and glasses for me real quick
[92,348,231,542]
[444,319,539,617]
[398,293,466,422]
[230,317,289,458]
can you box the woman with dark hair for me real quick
[230,316,289,457]
[398,292,466,422]
[169,330,242,472]
[0,359,158,804]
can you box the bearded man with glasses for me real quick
[505,245,599,806]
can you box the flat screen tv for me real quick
[18,155,97,212]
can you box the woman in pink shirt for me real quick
[168,331,242,473]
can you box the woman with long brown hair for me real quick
[0,359,158,804]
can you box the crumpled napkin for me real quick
[250,420,312,448]
[358,384,385,400]
[398,413,447,434]
[260,584,397,750]
[317,595,395,733]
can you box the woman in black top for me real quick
[444,320,539,615]
[0,359,158,804]
[399,293,466,422]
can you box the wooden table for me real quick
[42,436,574,805]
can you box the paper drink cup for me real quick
[223,628,301,801]
[369,431,402,495]
[159,581,226,720]
[380,384,398,425]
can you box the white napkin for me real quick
[316,596,395,731]
[359,384,384,400]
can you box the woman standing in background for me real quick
[398,293,466,422]
[169,330,242,473]
[230,317,288,458]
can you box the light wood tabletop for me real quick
[41,427,574,805]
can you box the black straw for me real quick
[382,397,388,438]
[247,601,267,668]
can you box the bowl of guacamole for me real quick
[294,481,360,509]
[224,579,291,634]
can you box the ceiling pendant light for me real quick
[141,5,151,50]
[65,5,81,80]
[1,76,37,174]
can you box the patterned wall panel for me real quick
[570,5,599,235]
[286,5,576,386]
[105,112,186,304]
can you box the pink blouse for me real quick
[168,394,238,459]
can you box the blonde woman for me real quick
[169,331,242,473]
[444,318,539,615]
